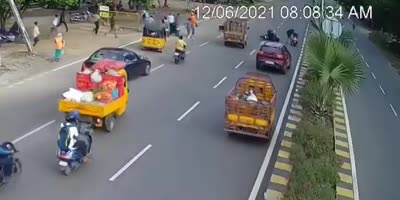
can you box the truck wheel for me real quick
[104,114,116,133]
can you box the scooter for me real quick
[290,35,298,47]
[0,142,22,185]
[57,124,93,176]
[174,51,185,64]
[260,34,280,42]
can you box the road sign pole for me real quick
[7,0,33,53]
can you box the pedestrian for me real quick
[51,14,59,35]
[105,13,117,38]
[188,13,196,39]
[57,7,69,32]
[93,12,100,34]
[54,33,65,62]
[167,13,175,36]
[185,18,191,38]
[175,13,180,36]
[32,21,40,47]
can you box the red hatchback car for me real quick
[256,42,292,74]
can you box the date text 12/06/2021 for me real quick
[194,5,373,20]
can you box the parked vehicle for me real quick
[256,41,292,74]
[69,10,93,23]
[224,72,277,139]
[82,48,152,79]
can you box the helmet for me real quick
[66,110,79,123]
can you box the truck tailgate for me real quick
[58,98,122,118]
[224,32,244,41]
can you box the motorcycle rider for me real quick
[175,35,187,57]
[286,29,295,44]
[58,110,92,159]
[0,142,16,181]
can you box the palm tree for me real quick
[303,32,364,94]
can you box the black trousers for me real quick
[94,21,100,34]
[57,21,69,32]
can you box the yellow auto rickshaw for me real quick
[141,23,167,52]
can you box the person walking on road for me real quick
[184,18,191,38]
[51,14,59,36]
[32,21,40,47]
[105,13,117,38]
[188,12,196,39]
[54,33,65,62]
[167,13,175,36]
[93,12,100,35]
[57,8,69,32]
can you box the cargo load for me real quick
[224,72,277,139]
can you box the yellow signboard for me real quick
[99,5,110,18]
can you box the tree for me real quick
[0,0,33,29]
[303,32,364,94]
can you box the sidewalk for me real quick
[0,0,215,87]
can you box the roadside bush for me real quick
[284,118,339,200]
[302,80,335,124]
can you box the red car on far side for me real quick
[256,41,292,74]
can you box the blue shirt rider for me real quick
[0,142,15,178]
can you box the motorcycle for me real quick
[260,32,280,42]
[291,36,298,46]
[57,123,93,176]
[69,10,92,23]
[174,51,185,64]
[0,142,22,185]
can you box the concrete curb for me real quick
[333,89,357,200]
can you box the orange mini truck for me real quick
[224,72,277,139]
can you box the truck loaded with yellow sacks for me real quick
[224,72,277,139]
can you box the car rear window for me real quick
[261,46,281,54]
[90,50,124,62]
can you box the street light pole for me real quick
[7,0,33,53]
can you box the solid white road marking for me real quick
[213,76,227,89]
[365,63,370,68]
[177,101,200,121]
[217,34,223,38]
[235,61,244,69]
[379,85,386,95]
[371,72,376,79]
[360,54,365,60]
[249,49,256,55]
[248,24,310,200]
[109,144,152,182]
[357,48,360,53]
[340,89,360,200]
[200,42,209,47]
[12,120,56,143]
[389,104,398,117]
[150,64,165,72]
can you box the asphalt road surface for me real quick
[0,0,308,199]
[343,21,400,200]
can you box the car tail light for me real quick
[257,51,265,57]
[276,54,284,59]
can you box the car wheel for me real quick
[282,65,288,74]
[256,61,261,70]
[143,63,151,76]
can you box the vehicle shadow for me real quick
[227,132,269,146]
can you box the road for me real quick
[0,0,308,199]
[343,20,400,199]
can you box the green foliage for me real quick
[302,80,335,122]
[43,0,80,9]
[303,32,364,95]
[0,0,34,29]
[284,119,339,200]
[336,0,400,39]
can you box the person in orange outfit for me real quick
[54,33,65,62]
[188,11,197,39]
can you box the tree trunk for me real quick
[157,0,161,8]
[0,16,6,29]
[163,0,167,7]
